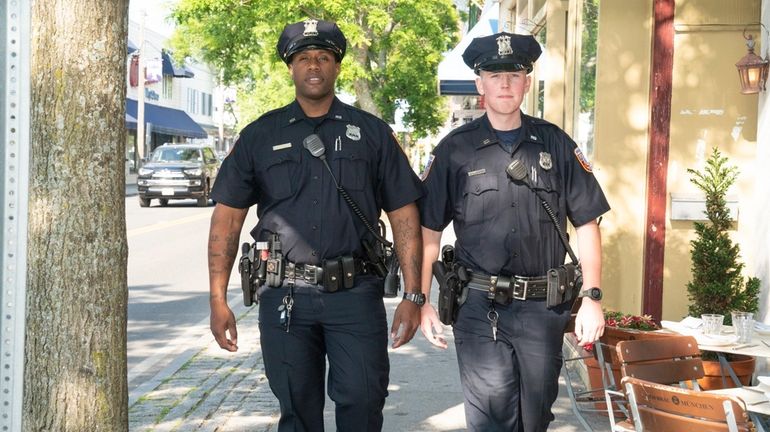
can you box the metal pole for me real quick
[137,10,146,162]
[1,0,31,430]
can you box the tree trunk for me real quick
[25,1,130,430]
[350,45,381,117]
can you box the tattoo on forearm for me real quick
[392,214,422,289]
[208,230,240,275]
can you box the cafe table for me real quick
[662,319,770,431]
[661,319,770,387]
[707,386,770,431]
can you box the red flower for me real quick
[580,311,659,352]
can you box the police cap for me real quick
[462,32,541,74]
[277,19,347,64]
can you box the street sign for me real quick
[1,1,31,430]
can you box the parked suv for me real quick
[137,144,219,207]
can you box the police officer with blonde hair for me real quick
[419,32,610,431]
[208,19,425,432]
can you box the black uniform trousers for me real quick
[453,289,572,432]
[258,276,389,432]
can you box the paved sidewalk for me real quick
[128,296,609,432]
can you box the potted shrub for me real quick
[686,147,760,389]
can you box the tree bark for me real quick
[25,1,130,430]
[350,45,381,117]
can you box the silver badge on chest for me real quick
[303,19,319,37]
[539,152,553,170]
[345,124,361,141]
[497,35,513,56]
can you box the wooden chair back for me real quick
[615,335,704,386]
[596,326,673,367]
[621,376,753,432]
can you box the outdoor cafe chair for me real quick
[561,326,671,431]
[603,335,711,431]
[618,376,753,432]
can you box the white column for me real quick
[754,0,770,324]
[137,10,147,162]
[1,0,31,429]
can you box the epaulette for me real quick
[256,105,289,122]
[525,114,558,129]
[445,118,482,139]
[238,106,290,136]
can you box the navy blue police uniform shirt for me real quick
[419,113,610,277]
[212,97,424,266]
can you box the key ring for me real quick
[487,309,498,322]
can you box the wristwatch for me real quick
[578,287,603,301]
[403,292,426,306]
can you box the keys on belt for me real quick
[468,272,548,301]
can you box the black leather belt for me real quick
[284,259,367,286]
[467,272,548,301]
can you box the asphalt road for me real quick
[125,195,252,392]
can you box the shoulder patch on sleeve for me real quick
[574,147,593,173]
[421,154,435,181]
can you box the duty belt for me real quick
[284,258,367,286]
[467,272,548,301]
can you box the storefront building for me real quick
[491,0,769,321]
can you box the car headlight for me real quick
[138,168,154,176]
[184,168,203,176]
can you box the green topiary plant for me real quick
[686,147,760,326]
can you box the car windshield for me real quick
[150,148,202,162]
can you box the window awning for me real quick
[437,5,499,96]
[125,99,207,139]
[162,51,195,78]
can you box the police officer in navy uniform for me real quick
[418,32,610,431]
[207,19,425,432]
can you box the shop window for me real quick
[162,75,173,99]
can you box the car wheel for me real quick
[159,198,169,207]
[139,196,151,207]
[197,181,210,207]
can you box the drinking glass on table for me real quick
[731,311,754,343]
[702,314,724,335]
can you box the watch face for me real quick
[590,288,602,300]
[580,287,602,301]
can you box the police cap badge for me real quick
[462,32,542,74]
[277,19,347,64]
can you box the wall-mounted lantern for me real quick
[735,33,768,94]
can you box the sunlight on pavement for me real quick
[127,212,212,238]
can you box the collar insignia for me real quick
[303,19,319,37]
[497,35,513,56]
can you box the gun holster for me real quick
[239,241,269,306]
[546,263,582,308]
[434,246,469,325]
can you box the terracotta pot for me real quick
[696,354,756,390]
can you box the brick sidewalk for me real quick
[128,298,609,431]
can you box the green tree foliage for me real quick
[170,0,460,136]
[686,148,760,325]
